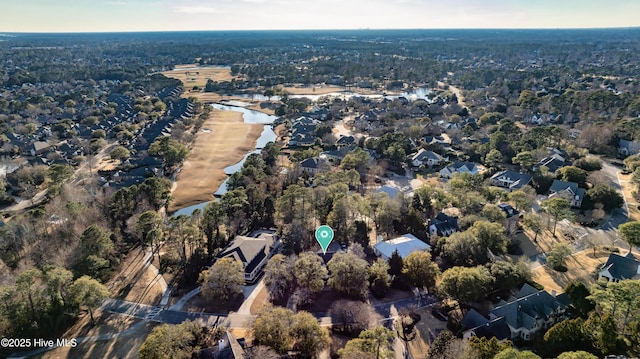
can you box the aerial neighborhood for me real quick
[1,29,640,359]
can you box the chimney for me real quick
[219,339,225,350]
[377,235,383,244]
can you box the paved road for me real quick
[101,292,438,329]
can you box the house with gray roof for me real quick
[428,212,459,237]
[217,230,280,283]
[618,139,640,157]
[489,170,532,192]
[598,252,640,282]
[548,180,585,208]
[440,161,482,179]
[533,149,570,173]
[299,156,329,175]
[462,284,569,342]
[410,149,446,168]
[336,135,356,148]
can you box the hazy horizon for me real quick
[3,0,640,33]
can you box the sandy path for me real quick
[169,109,263,211]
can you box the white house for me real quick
[410,149,446,168]
[439,161,481,179]
[373,234,431,261]
[489,170,532,191]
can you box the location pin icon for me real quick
[315,225,334,254]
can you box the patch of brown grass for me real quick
[532,247,618,294]
[108,247,164,306]
[162,65,234,88]
[249,286,269,315]
[36,311,150,359]
[169,109,263,211]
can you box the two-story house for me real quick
[462,284,569,342]
[428,212,459,237]
[548,180,585,208]
[217,230,280,284]
[490,170,532,192]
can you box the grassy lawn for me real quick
[532,247,622,294]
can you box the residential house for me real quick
[217,230,280,284]
[288,117,318,147]
[440,161,482,179]
[320,145,357,163]
[206,331,245,359]
[410,149,446,168]
[618,139,640,157]
[490,170,532,191]
[428,212,459,237]
[548,180,585,208]
[424,135,451,149]
[26,141,55,156]
[598,252,640,282]
[336,135,356,148]
[462,284,569,341]
[498,203,521,234]
[533,148,571,173]
[299,156,329,175]
[373,234,431,261]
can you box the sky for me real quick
[2,0,640,33]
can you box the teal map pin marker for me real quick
[315,225,334,254]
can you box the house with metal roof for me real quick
[373,233,431,261]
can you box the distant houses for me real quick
[288,116,318,147]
